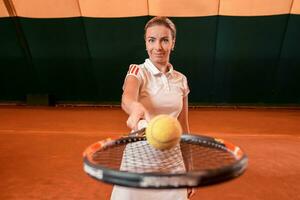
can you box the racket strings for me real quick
[181,143,237,171]
[121,141,185,173]
[92,145,125,170]
[90,140,237,174]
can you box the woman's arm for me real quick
[178,95,190,133]
[178,95,196,198]
[122,76,149,130]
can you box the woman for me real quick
[111,16,192,200]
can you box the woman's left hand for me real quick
[187,188,196,199]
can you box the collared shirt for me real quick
[115,59,189,200]
[124,59,189,119]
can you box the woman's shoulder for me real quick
[172,69,188,80]
[128,62,147,70]
[127,63,146,74]
[125,63,149,82]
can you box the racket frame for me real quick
[83,134,248,189]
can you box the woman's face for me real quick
[145,25,175,66]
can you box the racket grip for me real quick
[137,119,148,130]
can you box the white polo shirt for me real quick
[112,59,189,200]
[124,59,190,119]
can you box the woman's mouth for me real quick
[153,53,164,57]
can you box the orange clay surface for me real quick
[0,105,299,200]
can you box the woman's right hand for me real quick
[126,102,150,130]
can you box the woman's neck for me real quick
[152,60,169,74]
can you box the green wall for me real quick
[0,15,299,105]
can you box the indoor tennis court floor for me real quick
[0,105,299,200]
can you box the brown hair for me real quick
[144,16,176,40]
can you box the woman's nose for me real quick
[154,41,162,50]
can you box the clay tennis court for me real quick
[0,105,299,200]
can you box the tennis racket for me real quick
[83,129,248,189]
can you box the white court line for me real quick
[0,129,118,135]
[193,131,300,138]
[0,129,299,138]
[204,133,297,138]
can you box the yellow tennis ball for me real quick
[146,115,182,150]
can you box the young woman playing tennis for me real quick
[110,16,194,200]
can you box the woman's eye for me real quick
[163,38,169,43]
[148,39,155,43]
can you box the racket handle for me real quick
[137,119,148,130]
[128,128,146,137]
